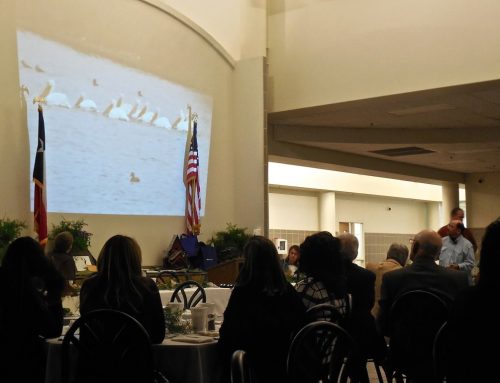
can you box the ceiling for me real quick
[268,79,500,181]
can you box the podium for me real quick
[207,258,244,285]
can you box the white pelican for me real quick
[38,80,71,108]
[74,93,98,112]
[103,100,129,121]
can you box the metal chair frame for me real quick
[169,279,207,310]
[61,309,155,383]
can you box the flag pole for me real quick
[32,97,48,246]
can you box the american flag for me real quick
[33,105,48,246]
[185,121,201,234]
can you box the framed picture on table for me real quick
[74,255,92,272]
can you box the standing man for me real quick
[366,243,409,318]
[339,233,386,383]
[438,207,477,252]
[439,220,475,285]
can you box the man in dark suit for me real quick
[339,233,386,383]
[377,230,469,383]
[378,230,468,335]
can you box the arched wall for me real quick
[0,0,265,265]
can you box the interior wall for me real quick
[233,58,266,233]
[465,171,500,228]
[0,0,265,265]
[269,191,319,231]
[158,0,267,60]
[269,188,430,235]
[268,0,500,112]
[0,0,31,227]
[336,193,428,234]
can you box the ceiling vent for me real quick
[370,146,435,157]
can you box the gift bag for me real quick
[179,234,199,258]
[163,235,188,270]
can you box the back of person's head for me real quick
[411,230,442,261]
[54,231,74,253]
[299,231,346,294]
[236,236,288,295]
[478,218,500,288]
[387,243,409,267]
[97,235,142,279]
[96,235,143,310]
[338,233,359,262]
[2,236,50,278]
[1,236,64,296]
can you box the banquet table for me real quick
[45,336,220,383]
[159,287,232,317]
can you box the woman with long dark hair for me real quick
[218,236,306,383]
[0,237,65,383]
[295,231,349,316]
[79,235,165,343]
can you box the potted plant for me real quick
[0,218,27,264]
[208,223,252,263]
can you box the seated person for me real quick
[283,244,300,277]
[48,231,77,287]
[295,231,349,318]
[0,237,65,383]
[79,235,165,343]
[218,236,306,383]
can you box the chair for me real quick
[62,309,158,383]
[306,304,386,383]
[169,280,206,310]
[156,270,187,285]
[287,321,355,383]
[231,350,256,383]
[433,321,449,383]
[386,290,449,382]
[306,303,344,324]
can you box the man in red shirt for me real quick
[438,207,477,252]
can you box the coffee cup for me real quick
[190,306,208,333]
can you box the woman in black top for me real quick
[218,236,306,383]
[0,237,65,383]
[80,235,165,343]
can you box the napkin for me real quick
[171,334,214,344]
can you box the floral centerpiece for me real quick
[163,306,190,335]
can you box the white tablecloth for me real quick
[160,287,232,317]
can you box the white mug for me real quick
[190,306,208,333]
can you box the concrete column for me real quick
[442,182,459,225]
[319,192,336,234]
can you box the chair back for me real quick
[433,321,449,383]
[306,303,344,324]
[169,280,206,310]
[287,321,354,383]
[231,350,256,383]
[62,309,154,383]
[156,270,187,285]
[387,289,449,381]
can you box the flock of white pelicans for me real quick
[29,79,190,131]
